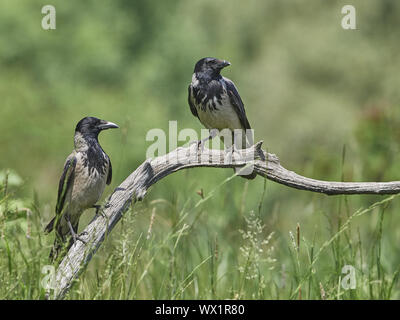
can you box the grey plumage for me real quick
[45,117,118,262]
[188,57,256,179]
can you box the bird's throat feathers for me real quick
[194,71,221,84]
[74,131,99,152]
[191,73,224,108]
[74,132,109,176]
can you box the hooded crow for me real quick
[188,57,256,179]
[44,116,118,262]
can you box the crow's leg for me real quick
[65,215,87,244]
[224,131,237,156]
[192,129,218,153]
[223,132,242,175]
[92,204,106,218]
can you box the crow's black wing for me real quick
[44,154,76,236]
[106,157,112,185]
[224,77,251,130]
[55,155,77,215]
[188,84,199,119]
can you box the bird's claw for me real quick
[197,139,206,153]
[190,139,204,151]
[93,204,106,218]
[72,232,87,245]
[66,216,87,245]
[189,140,206,161]
[225,145,235,154]
[225,145,236,158]
[224,145,240,168]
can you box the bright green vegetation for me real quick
[2,170,400,299]
[1,0,400,299]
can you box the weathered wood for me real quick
[51,141,400,299]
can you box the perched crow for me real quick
[44,117,118,262]
[188,57,256,179]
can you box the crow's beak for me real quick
[98,121,119,130]
[217,59,231,69]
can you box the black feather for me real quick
[188,85,198,118]
[83,138,109,176]
[56,156,77,215]
[188,58,256,180]
[107,158,112,185]
[224,78,251,130]
[190,79,224,112]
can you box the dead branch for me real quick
[51,141,400,299]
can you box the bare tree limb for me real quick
[51,141,400,299]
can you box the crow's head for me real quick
[194,57,231,77]
[75,117,119,139]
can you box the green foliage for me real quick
[1,170,400,299]
[0,0,400,299]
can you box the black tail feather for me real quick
[48,219,79,263]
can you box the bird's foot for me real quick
[72,231,87,245]
[190,139,205,152]
[225,145,243,172]
[66,218,87,245]
[191,130,218,155]
[197,139,207,153]
[225,145,236,157]
[93,204,106,218]
[189,140,206,161]
[79,231,88,237]
[223,145,234,166]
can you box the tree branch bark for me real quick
[51,141,400,299]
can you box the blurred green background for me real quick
[1,0,400,299]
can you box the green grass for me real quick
[1,168,399,300]
[1,0,400,300]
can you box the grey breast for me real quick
[193,79,243,131]
[71,152,109,211]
